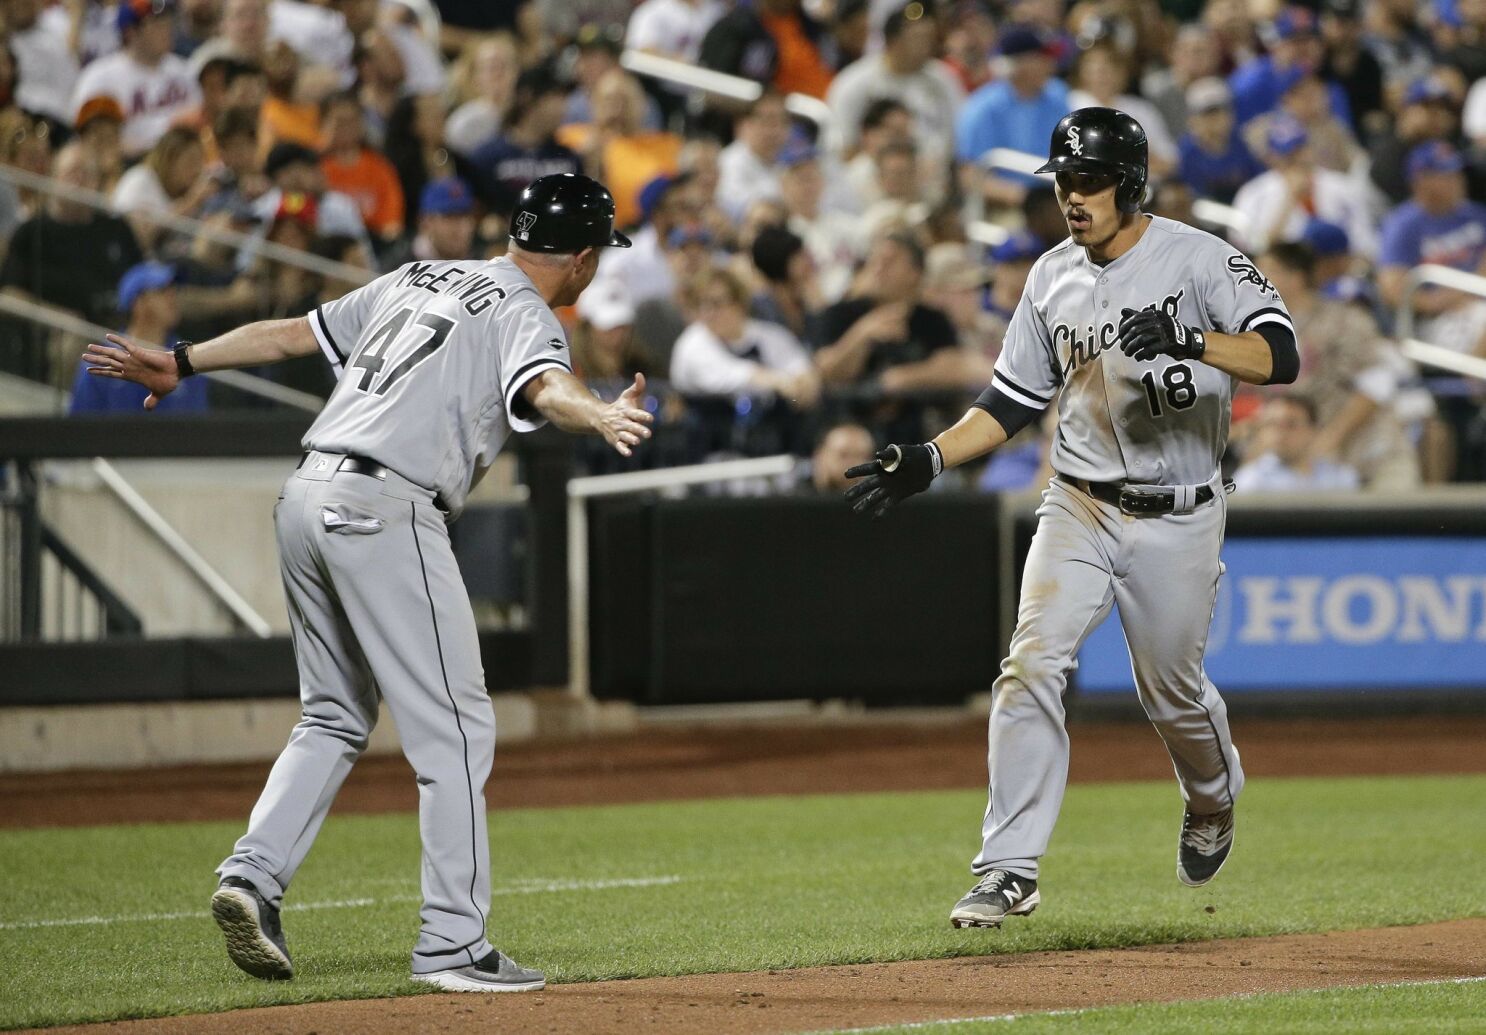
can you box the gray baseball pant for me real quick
[974,477,1245,879]
[218,454,496,973]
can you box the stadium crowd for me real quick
[0,0,1484,491]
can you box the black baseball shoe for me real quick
[412,950,546,993]
[211,876,294,980]
[1178,806,1235,887]
[949,869,1039,929]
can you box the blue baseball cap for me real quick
[1407,141,1464,180]
[117,0,173,32]
[638,173,677,225]
[667,225,712,249]
[420,177,474,216]
[1266,114,1309,156]
[118,262,179,311]
[1301,219,1349,257]
[778,143,819,168]
[991,231,1043,265]
[998,26,1052,57]
[1404,77,1452,106]
[1267,6,1319,40]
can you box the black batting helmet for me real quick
[509,173,633,253]
[1035,108,1148,214]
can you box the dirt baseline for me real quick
[5,714,1485,830]
[28,919,1486,1035]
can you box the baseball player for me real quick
[844,109,1299,928]
[82,174,650,991]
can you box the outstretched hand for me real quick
[81,334,179,410]
[842,443,940,518]
[597,372,654,458]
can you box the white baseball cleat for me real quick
[412,950,546,992]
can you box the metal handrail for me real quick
[566,453,798,699]
[618,49,831,132]
[0,291,323,412]
[91,457,274,637]
[0,164,374,285]
[1395,263,1486,381]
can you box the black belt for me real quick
[1057,473,1216,516]
[297,453,389,480]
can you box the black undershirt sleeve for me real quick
[1255,321,1299,385]
[971,386,1042,438]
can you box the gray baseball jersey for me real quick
[960,216,1284,896]
[305,256,573,518]
[985,215,1293,486]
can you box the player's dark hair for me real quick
[1265,241,1315,279]
[860,98,909,134]
[751,223,805,284]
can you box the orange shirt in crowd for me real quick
[760,12,832,99]
[320,148,406,237]
[259,96,321,159]
[556,126,681,228]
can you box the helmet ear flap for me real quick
[1116,167,1147,214]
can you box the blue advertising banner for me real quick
[1076,537,1486,693]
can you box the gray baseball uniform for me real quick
[971,215,1293,879]
[217,256,572,974]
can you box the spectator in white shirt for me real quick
[626,0,725,68]
[71,0,201,158]
[1234,394,1362,493]
[777,145,862,303]
[6,0,79,125]
[1231,114,1379,260]
[716,91,792,223]
[825,2,963,181]
[671,267,819,406]
[111,124,211,254]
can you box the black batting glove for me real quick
[1118,307,1207,362]
[843,443,942,518]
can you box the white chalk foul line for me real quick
[818,975,1486,1034]
[0,875,683,931]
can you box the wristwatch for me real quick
[173,341,195,379]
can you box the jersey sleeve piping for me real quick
[992,370,1054,408]
[503,355,573,434]
[310,306,346,376]
[1239,306,1295,335]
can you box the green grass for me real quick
[845,978,1486,1034]
[1,775,1483,1029]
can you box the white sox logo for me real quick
[1226,255,1275,293]
[1066,125,1083,156]
[514,211,538,241]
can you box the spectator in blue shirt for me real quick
[1229,7,1352,128]
[955,27,1068,208]
[1178,78,1265,204]
[1378,142,1486,330]
[1302,219,1377,310]
[70,262,209,414]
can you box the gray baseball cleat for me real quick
[1178,806,1235,887]
[412,950,547,992]
[949,869,1040,929]
[211,876,294,980]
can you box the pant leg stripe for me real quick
[411,503,485,967]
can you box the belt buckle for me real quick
[1118,487,1167,516]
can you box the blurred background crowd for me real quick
[1,0,1484,495]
